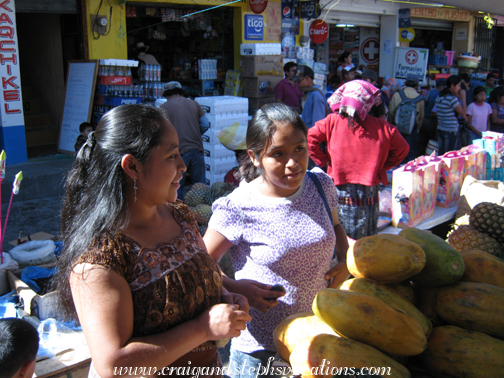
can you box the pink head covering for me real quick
[327,80,382,121]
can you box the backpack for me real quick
[394,90,424,135]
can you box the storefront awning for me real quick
[411,17,453,30]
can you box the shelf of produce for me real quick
[379,206,457,235]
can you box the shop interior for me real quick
[125,4,234,97]
[409,28,452,51]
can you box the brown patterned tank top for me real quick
[74,201,222,350]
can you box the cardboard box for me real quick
[7,270,61,320]
[98,76,132,85]
[241,55,283,77]
[248,95,276,114]
[242,76,283,98]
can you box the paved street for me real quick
[1,195,63,252]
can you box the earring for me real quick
[133,179,138,202]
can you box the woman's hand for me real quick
[200,303,251,341]
[230,279,286,313]
[325,261,351,289]
[221,292,251,315]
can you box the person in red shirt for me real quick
[308,80,409,239]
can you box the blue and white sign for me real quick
[399,8,411,28]
[245,14,264,41]
[300,0,318,19]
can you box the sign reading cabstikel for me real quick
[0,0,24,127]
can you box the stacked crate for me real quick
[240,43,283,115]
[195,96,249,186]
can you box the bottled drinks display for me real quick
[138,64,162,82]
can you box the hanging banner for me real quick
[394,46,429,86]
[300,0,318,19]
[398,8,411,28]
[265,1,281,41]
[249,0,268,14]
[309,20,328,44]
[281,0,299,35]
[0,0,24,128]
[244,14,264,40]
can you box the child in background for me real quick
[466,86,492,144]
[74,122,94,154]
[204,103,349,378]
[0,318,39,378]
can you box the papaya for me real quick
[386,281,416,304]
[414,284,445,327]
[436,282,504,338]
[289,334,411,378]
[312,288,427,356]
[421,325,504,378]
[459,249,504,289]
[347,234,426,283]
[399,227,465,286]
[273,311,338,361]
[338,278,431,337]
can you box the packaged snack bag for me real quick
[416,155,440,221]
[392,162,424,228]
[436,151,465,208]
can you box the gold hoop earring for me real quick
[133,179,138,202]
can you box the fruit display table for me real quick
[379,206,457,235]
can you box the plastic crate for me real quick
[428,55,447,65]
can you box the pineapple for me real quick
[469,202,504,244]
[448,225,504,258]
[210,182,236,202]
[184,188,210,207]
[193,204,213,224]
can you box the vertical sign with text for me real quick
[0,0,23,127]
[244,14,264,40]
[281,0,300,35]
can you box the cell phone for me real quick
[264,284,286,301]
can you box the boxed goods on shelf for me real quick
[241,55,283,77]
[240,43,281,55]
[243,76,283,97]
[204,155,237,176]
[196,96,248,116]
[207,114,249,132]
[203,141,236,159]
[248,96,275,114]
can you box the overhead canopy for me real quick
[437,0,504,15]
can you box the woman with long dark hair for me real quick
[434,75,467,154]
[55,104,250,378]
[489,85,504,133]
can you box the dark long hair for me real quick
[55,104,168,319]
[240,103,307,182]
[439,75,461,98]
[489,85,504,105]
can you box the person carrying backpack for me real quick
[389,74,425,163]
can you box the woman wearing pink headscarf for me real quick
[307,80,409,239]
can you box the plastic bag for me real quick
[9,240,56,268]
[37,318,86,359]
[0,291,18,318]
[20,266,56,294]
[0,252,19,295]
[379,186,392,214]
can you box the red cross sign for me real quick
[405,50,419,64]
[360,37,379,64]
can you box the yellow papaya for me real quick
[459,249,504,289]
[436,282,504,338]
[338,278,431,337]
[421,326,504,378]
[347,234,426,283]
[312,288,427,356]
[289,334,411,378]
[272,311,338,361]
[386,281,416,304]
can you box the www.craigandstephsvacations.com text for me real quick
[112,358,393,377]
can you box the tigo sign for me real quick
[300,0,318,19]
[245,14,264,40]
[309,20,328,44]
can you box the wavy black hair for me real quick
[240,103,307,183]
[439,75,462,98]
[55,104,169,319]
